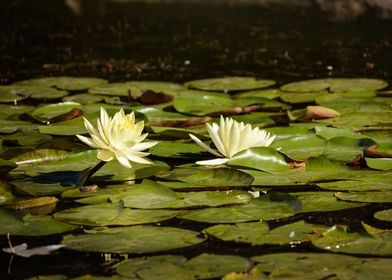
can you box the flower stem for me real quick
[80,160,107,186]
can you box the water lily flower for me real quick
[189,116,275,165]
[77,107,157,168]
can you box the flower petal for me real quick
[195,158,229,166]
[115,152,133,168]
[189,134,222,157]
[206,123,226,156]
[76,135,100,149]
[97,149,115,162]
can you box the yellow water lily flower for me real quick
[189,116,275,165]
[76,107,157,168]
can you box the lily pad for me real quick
[335,191,392,203]
[178,194,295,223]
[205,220,327,246]
[374,209,392,222]
[318,180,392,192]
[149,141,205,158]
[54,201,179,226]
[162,167,254,187]
[281,78,388,93]
[0,158,17,175]
[0,181,16,205]
[184,77,275,92]
[312,225,392,256]
[116,253,251,280]
[30,102,83,123]
[228,147,289,172]
[251,252,363,279]
[62,226,205,254]
[16,77,108,91]
[0,209,76,236]
[365,158,392,170]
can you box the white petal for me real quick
[83,117,99,136]
[195,158,229,166]
[125,152,154,165]
[76,135,100,148]
[97,149,115,162]
[91,134,110,149]
[115,152,133,168]
[132,141,158,151]
[227,120,240,158]
[189,134,223,157]
[206,123,226,157]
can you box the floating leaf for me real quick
[62,226,205,254]
[0,209,76,236]
[185,77,275,92]
[0,158,17,175]
[30,102,83,123]
[162,167,254,187]
[4,196,58,210]
[365,158,392,170]
[116,255,192,280]
[16,77,108,91]
[281,78,388,93]
[251,252,363,279]
[318,180,392,192]
[149,141,205,158]
[54,201,179,226]
[335,191,392,203]
[228,147,289,172]
[312,225,392,256]
[374,209,392,222]
[205,220,327,246]
[116,253,251,280]
[178,194,294,223]
[0,181,16,205]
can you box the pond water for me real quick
[0,0,392,279]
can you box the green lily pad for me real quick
[374,209,392,222]
[205,220,327,246]
[314,126,366,140]
[228,147,289,172]
[271,135,326,160]
[233,88,282,100]
[116,255,192,280]
[11,149,72,165]
[0,209,76,236]
[10,179,77,196]
[30,102,83,123]
[251,252,362,279]
[62,226,205,254]
[62,93,105,104]
[0,85,69,102]
[16,77,108,91]
[318,180,392,192]
[0,158,17,175]
[89,81,183,97]
[178,194,295,223]
[116,253,251,280]
[4,196,58,210]
[0,119,37,133]
[3,130,53,146]
[293,191,365,213]
[184,77,275,92]
[0,181,16,205]
[149,141,205,158]
[281,78,388,93]
[173,91,237,116]
[38,117,86,135]
[365,158,392,170]
[54,201,179,226]
[77,180,250,209]
[335,191,392,203]
[162,167,254,187]
[312,225,392,256]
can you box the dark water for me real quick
[1,0,392,85]
[1,1,392,278]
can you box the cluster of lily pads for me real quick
[0,76,391,279]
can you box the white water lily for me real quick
[189,116,275,165]
[77,107,157,168]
